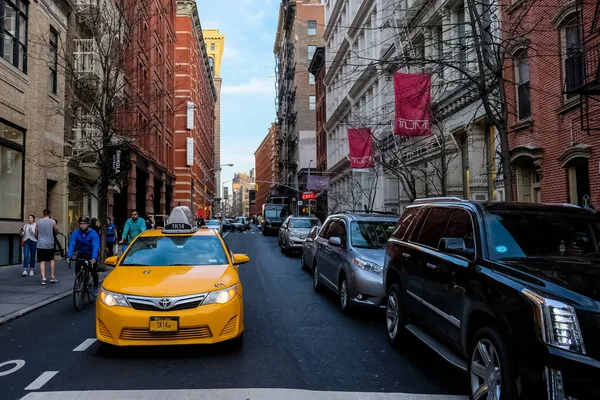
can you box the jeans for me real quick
[23,239,37,270]
[106,241,114,257]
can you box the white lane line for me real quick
[24,371,59,391]
[223,231,229,238]
[21,389,468,399]
[73,338,97,352]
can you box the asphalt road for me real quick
[0,227,467,400]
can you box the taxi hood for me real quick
[102,265,237,296]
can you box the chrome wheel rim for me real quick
[386,291,399,339]
[313,265,319,288]
[340,279,348,309]
[470,339,502,400]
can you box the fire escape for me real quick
[569,0,600,132]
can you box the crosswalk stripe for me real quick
[21,389,467,399]
[24,371,58,391]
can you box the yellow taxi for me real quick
[96,206,248,348]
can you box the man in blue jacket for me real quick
[67,216,101,296]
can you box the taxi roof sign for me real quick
[162,206,198,234]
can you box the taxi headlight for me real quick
[203,284,238,305]
[99,287,130,307]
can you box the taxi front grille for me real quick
[119,326,213,340]
[128,300,203,311]
[220,316,237,336]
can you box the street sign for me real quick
[297,200,302,206]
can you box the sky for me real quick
[197,0,279,196]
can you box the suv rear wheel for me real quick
[468,326,517,400]
[386,283,406,348]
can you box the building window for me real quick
[309,73,315,85]
[308,20,317,35]
[209,57,214,75]
[0,121,24,220]
[210,43,215,51]
[561,14,583,98]
[1,0,28,73]
[515,50,531,120]
[49,27,58,94]
[308,45,316,61]
[309,95,316,110]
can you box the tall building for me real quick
[0,0,69,264]
[254,123,278,214]
[502,0,598,206]
[308,46,327,220]
[232,172,250,192]
[274,0,323,206]
[202,29,225,200]
[110,0,177,227]
[174,0,217,219]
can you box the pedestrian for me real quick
[106,217,116,257]
[199,216,205,227]
[145,216,154,230]
[36,209,59,285]
[20,214,37,276]
[119,209,146,252]
[90,217,101,235]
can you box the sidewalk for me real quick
[0,259,110,325]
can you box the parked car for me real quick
[205,219,222,235]
[222,219,235,232]
[384,197,600,400]
[311,211,398,314]
[301,225,320,271]
[278,216,321,255]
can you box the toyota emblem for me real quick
[158,298,172,309]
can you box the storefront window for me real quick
[0,121,24,220]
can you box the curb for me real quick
[0,276,108,326]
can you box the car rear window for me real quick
[122,236,228,266]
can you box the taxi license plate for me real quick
[149,317,179,332]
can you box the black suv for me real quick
[384,198,599,400]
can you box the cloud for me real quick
[221,77,275,95]
[222,46,240,61]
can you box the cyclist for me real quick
[67,216,101,296]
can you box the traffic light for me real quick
[255,183,259,191]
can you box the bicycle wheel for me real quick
[84,268,94,304]
[73,272,85,311]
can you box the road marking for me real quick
[0,359,25,377]
[73,338,97,352]
[21,389,467,399]
[24,371,58,391]
[223,232,229,238]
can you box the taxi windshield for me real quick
[122,236,228,266]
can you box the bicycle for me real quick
[72,258,95,311]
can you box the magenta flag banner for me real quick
[393,72,431,136]
[347,128,374,170]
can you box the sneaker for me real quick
[29,270,34,276]
[22,270,28,277]
[93,287,99,297]
[41,278,47,285]
[50,277,58,283]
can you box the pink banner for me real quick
[347,128,374,170]
[394,72,431,136]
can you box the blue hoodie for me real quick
[68,228,100,260]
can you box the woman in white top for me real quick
[20,214,37,276]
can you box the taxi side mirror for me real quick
[104,256,118,266]
[233,254,250,265]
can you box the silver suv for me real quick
[311,211,398,314]
[278,216,321,255]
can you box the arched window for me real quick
[559,13,583,98]
[209,57,214,75]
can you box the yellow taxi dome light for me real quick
[162,206,198,234]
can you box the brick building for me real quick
[254,123,278,214]
[0,0,69,265]
[274,0,323,207]
[308,46,326,220]
[174,0,216,219]
[502,0,599,206]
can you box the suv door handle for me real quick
[402,253,411,259]
[426,263,437,270]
